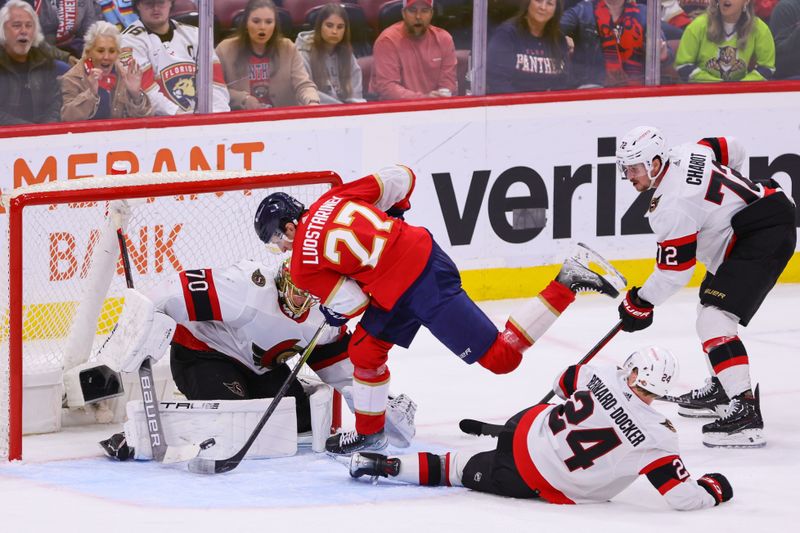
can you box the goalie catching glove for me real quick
[96,288,177,373]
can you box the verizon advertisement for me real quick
[1,91,798,298]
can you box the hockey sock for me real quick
[479,281,575,374]
[392,452,459,486]
[353,365,391,435]
[507,280,575,349]
[703,336,752,398]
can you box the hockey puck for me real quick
[200,438,216,450]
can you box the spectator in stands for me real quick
[60,21,152,121]
[561,0,670,87]
[674,0,775,82]
[661,0,693,29]
[122,0,230,115]
[96,0,140,30]
[295,3,365,104]
[216,0,319,108]
[371,0,457,100]
[36,0,99,62]
[769,0,800,79]
[487,0,572,93]
[0,0,61,124]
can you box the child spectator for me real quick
[675,0,775,82]
[561,0,670,87]
[295,3,365,104]
[60,20,152,121]
[370,0,457,100]
[0,0,61,124]
[487,0,572,93]
[216,0,319,108]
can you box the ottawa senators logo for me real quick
[649,195,661,212]
[251,269,266,287]
[159,61,197,110]
[660,419,677,433]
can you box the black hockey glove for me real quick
[320,305,349,327]
[618,287,654,332]
[384,206,406,220]
[697,473,733,505]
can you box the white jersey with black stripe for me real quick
[145,259,339,374]
[638,137,773,306]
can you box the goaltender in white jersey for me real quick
[350,346,732,510]
[121,0,230,114]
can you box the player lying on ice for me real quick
[615,126,796,448]
[253,164,628,455]
[98,258,416,460]
[350,346,733,511]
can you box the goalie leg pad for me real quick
[123,398,298,460]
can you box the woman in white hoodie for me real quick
[295,3,366,104]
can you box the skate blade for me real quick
[574,242,628,293]
[678,406,720,419]
[702,429,766,448]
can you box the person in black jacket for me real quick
[0,0,61,125]
[769,0,800,79]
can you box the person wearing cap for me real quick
[370,0,457,100]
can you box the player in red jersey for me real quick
[254,165,626,455]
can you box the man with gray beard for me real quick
[0,0,61,124]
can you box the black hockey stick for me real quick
[187,322,328,474]
[115,228,215,463]
[459,320,624,438]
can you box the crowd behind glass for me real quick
[1,0,798,125]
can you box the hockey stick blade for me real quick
[187,324,328,475]
[459,419,504,438]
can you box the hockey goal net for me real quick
[1,170,342,461]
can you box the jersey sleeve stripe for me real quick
[657,233,697,271]
[640,454,679,475]
[444,452,452,487]
[699,137,729,166]
[660,233,698,247]
[559,365,580,397]
[641,455,686,494]
[179,269,222,321]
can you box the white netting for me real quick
[1,170,338,460]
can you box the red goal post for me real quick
[1,170,343,461]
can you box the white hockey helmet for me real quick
[616,126,667,186]
[622,345,678,397]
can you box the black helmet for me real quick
[254,192,305,244]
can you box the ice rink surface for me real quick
[2,284,798,533]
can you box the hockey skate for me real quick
[556,243,627,298]
[350,452,400,480]
[675,377,730,418]
[384,394,417,448]
[99,432,134,461]
[702,385,765,448]
[326,429,388,456]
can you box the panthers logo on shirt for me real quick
[159,62,197,111]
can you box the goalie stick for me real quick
[187,321,328,475]
[459,320,624,438]
[115,226,215,464]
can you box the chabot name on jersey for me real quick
[586,374,646,447]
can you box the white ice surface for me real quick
[2,285,798,533]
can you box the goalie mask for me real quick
[254,192,305,246]
[616,126,667,188]
[276,258,317,317]
[622,345,678,397]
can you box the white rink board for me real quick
[2,91,799,273]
